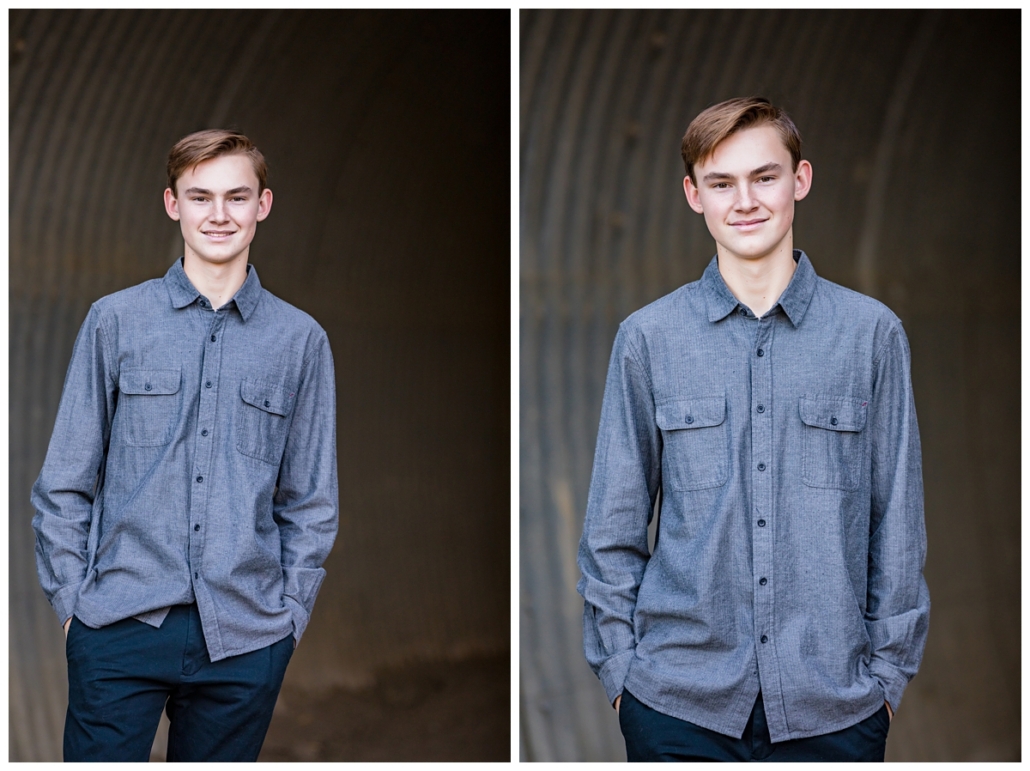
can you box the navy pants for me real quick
[64,604,294,762]
[619,690,890,762]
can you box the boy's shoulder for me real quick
[254,285,330,340]
[620,277,704,334]
[812,274,901,324]
[90,275,167,314]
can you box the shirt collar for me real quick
[164,257,262,321]
[702,249,817,327]
[775,250,817,327]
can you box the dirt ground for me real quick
[258,654,510,762]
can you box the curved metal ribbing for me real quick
[10,10,510,760]
[520,9,1019,761]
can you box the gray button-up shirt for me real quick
[577,251,929,742]
[32,259,338,662]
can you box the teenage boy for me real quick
[31,129,339,762]
[577,97,929,762]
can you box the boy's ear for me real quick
[255,188,273,222]
[793,160,813,202]
[683,176,704,214]
[164,188,181,221]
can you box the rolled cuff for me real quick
[598,648,636,705]
[51,582,82,628]
[282,594,310,642]
[868,657,910,713]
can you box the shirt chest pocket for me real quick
[655,396,729,491]
[236,379,295,465]
[799,396,868,491]
[116,368,181,446]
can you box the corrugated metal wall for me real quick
[520,9,1019,761]
[10,9,510,761]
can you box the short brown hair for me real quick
[681,97,801,184]
[167,129,268,195]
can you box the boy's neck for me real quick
[182,252,249,310]
[716,240,796,318]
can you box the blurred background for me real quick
[10,9,510,762]
[520,9,1018,762]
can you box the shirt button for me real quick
[144,383,152,391]
[759,577,768,586]
[739,308,746,316]
[201,429,209,436]
[685,415,694,424]
[196,475,203,483]
[206,381,212,388]
[194,571,199,579]
[194,524,200,532]
[757,463,766,471]
[757,348,765,357]
[757,519,766,527]
[210,334,217,342]
[761,635,768,644]
[756,405,765,413]
[830,416,838,426]
[264,400,271,408]
[199,300,207,308]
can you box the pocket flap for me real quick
[119,368,181,395]
[241,380,293,417]
[799,396,867,432]
[655,396,726,430]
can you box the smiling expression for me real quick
[164,153,273,269]
[684,125,812,265]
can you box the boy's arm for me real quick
[865,321,930,714]
[577,326,661,705]
[273,331,339,644]
[31,305,116,627]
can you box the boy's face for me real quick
[163,153,273,268]
[683,125,812,264]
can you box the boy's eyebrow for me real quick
[701,162,783,183]
[183,186,253,196]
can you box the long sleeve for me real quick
[865,321,930,712]
[31,305,116,625]
[273,330,339,642]
[576,325,661,704]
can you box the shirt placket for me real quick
[751,312,786,733]
[189,300,225,588]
